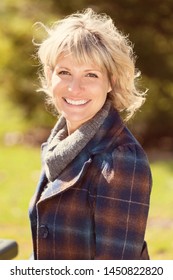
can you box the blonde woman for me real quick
[29,8,152,260]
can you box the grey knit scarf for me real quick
[44,100,111,182]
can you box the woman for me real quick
[29,8,152,260]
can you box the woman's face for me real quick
[48,53,111,134]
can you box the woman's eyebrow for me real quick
[55,65,71,71]
[84,68,101,72]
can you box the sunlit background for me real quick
[0,0,173,259]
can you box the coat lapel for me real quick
[38,153,92,201]
[29,168,48,219]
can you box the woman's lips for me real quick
[63,98,90,106]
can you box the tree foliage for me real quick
[0,0,55,125]
[1,0,173,149]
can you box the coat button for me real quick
[39,225,49,238]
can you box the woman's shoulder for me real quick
[91,127,152,187]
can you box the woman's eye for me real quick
[86,73,98,78]
[58,70,71,76]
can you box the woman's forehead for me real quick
[55,51,106,71]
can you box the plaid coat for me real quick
[29,105,152,260]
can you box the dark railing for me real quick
[0,239,18,260]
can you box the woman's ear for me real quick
[108,75,116,93]
[107,82,112,93]
[44,65,52,86]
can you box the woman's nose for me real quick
[68,78,82,94]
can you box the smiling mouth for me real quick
[63,98,90,106]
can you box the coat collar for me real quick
[87,105,125,155]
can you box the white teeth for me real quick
[65,98,88,105]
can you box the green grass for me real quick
[0,145,41,259]
[146,160,173,259]
[0,144,173,259]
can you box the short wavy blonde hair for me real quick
[35,8,146,120]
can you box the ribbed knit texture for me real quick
[44,100,111,182]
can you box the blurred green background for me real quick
[0,0,173,259]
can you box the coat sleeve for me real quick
[91,144,152,260]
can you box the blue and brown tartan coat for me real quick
[29,103,152,260]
